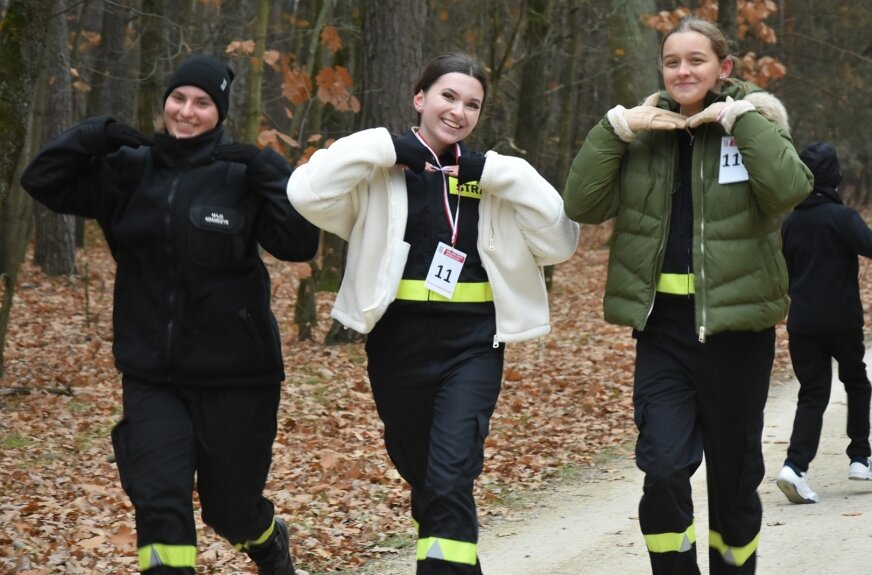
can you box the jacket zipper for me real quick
[697,126,707,343]
[488,218,499,348]
[645,139,676,327]
[164,174,181,378]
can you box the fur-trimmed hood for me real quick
[741,90,790,133]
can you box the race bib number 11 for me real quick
[719,136,750,184]
[425,242,466,299]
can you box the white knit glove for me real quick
[606,93,687,142]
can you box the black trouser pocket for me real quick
[111,418,132,496]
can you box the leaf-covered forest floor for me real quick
[4,219,860,575]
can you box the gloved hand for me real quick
[212,142,263,165]
[685,96,756,134]
[606,93,687,142]
[105,122,152,149]
[392,135,432,173]
[457,155,486,184]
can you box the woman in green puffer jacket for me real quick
[563,17,812,575]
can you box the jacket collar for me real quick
[658,81,761,112]
[796,187,843,209]
[152,127,229,168]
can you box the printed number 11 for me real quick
[435,265,452,283]
[722,153,742,167]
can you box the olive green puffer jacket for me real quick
[564,83,813,339]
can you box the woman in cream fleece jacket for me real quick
[288,53,578,575]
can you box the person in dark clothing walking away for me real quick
[288,53,579,574]
[563,17,812,575]
[776,141,872,504]
[20,54,318,574]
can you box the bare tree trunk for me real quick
[76,1,137,248]
[429,2,523,152]
[33,0,77,276]
[243,0,270,142]
[322,0,428,346]
[555,2,581,188]
[513,0,552,168]
[608,0,660,106]
[294,0,346,340]
[288,0,333,144]
[357,0,427,132]
[0,0,53,377]
[87,0,138,122]
[136,0,164,132]
[718,0,738,51]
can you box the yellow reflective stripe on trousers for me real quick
[709,529,759,567]
[656,273,695,295]
[234,517,276,551]
[138,543,197,570]
[644,521,696,553]
[396,279,493,303]
[417,536,478,566]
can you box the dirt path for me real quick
[340,356,872,575]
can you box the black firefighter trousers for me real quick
[633,297,773,575]
[366,307,504,575]
[785,330,872,470]
[111,375,280,573]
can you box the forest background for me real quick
[1,0,871,574]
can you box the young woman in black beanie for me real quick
[20,54,317,575]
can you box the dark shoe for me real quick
[246,517,296,575]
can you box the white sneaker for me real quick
[776,465,819,504]
[848,460,872,480]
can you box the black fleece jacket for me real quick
[781,187,872,334]
[21,116,319,386]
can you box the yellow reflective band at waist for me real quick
[396,279,493,303]
[656,273,695,295]
[417,536,478,566]
[709,529,759,567]
[644,521,696,554]
[139,543,197,570]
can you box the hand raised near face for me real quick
[607,93,687,142]
[104,122,153,150]
[392,135,433,173]
[685,96,757,134]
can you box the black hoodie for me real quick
[781,143,872,334]
[21,116,319,386]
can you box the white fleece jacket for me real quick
[287,127,579,343]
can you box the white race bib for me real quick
[424,242,466,299]
[719,136,750,184]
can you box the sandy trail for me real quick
[341,354,872,575]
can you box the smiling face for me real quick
[163,85,220,138]
[413,72,484,155]
[661,30,733,116]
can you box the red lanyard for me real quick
[413,129,463,246]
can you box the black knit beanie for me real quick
[163,55,235,123]
[800,142,842,191]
